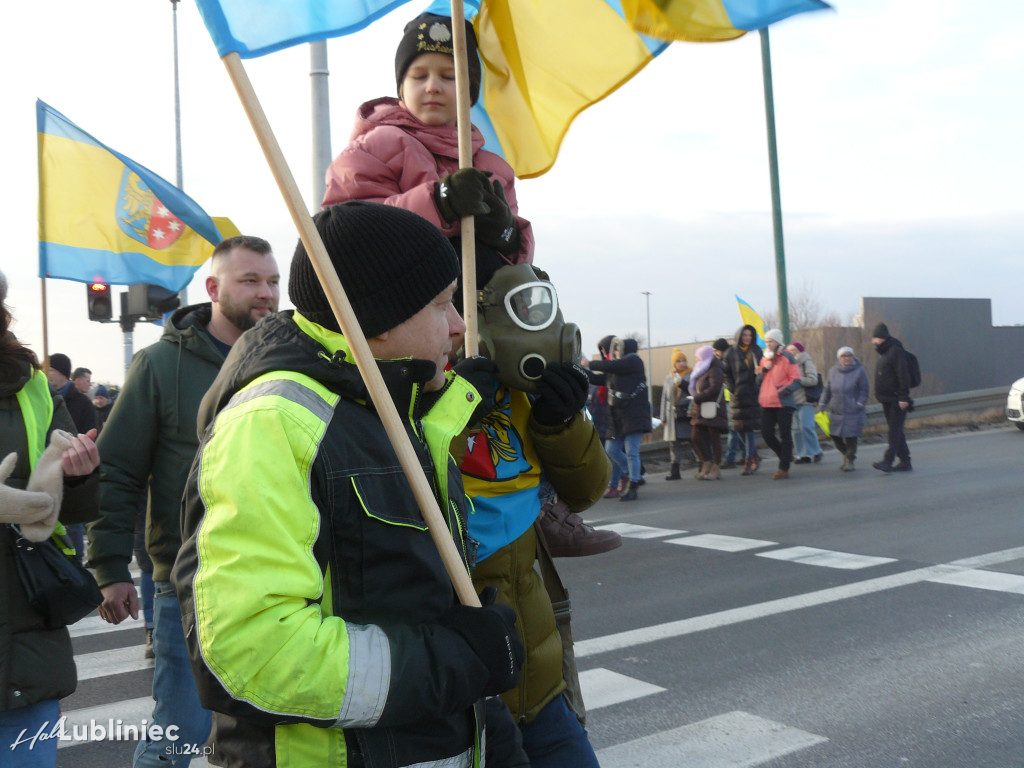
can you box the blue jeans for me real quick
[725,429,757,462]
[140,571,155,629]
[792,403,822,458]
[522,695,598,768]
[0,699,59,767]
[133,582,211,768]
[607,432,642,485]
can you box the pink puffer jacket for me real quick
[323,97,534,264]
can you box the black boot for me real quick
[665,463,680,481]
[619,481,639,502]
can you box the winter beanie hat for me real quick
[289,201,459,339]
[871,322,890,339]
[395,13,481,105]
[48,353,72,379]
[764,328,785,347]
[712,338,730,352]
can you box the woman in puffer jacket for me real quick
[818,346,870,471]
[757,329,802,479]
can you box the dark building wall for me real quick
[643,297,1024,404]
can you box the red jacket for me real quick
[323,97,534,264]
[758,351,801,409]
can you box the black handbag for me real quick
[9,525,104,629]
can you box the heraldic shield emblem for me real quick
[116,168,185,249]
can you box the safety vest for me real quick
[14,369,53,471]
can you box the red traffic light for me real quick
[86,282,113,322]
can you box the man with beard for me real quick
[87,235,279,767]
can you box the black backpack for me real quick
[804,373,824,403]
[905,351,921,389]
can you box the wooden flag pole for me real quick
[221,52,479,608]
[450,1,479,357]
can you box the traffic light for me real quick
[86,282,113,322]
[127,283,181,320]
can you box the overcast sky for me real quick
[2,0,1021,385]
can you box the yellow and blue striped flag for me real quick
[192,0,827,178]
[623,0,830,43]
[735,294,766,348]
[37,100,238,292]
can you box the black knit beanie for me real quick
[395,13,481,106]
[712,338,730,352]
[871,322,890,339]
[289,202,459,339]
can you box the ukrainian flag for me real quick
[193,0,827,178]
[37,100,238,292]
[624,0,830,43]
[735,294,766,348]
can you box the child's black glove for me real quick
[476,180,519,256]
[531,362,588,427]
[435,168,493,222]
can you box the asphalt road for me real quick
[51,425,1023,767]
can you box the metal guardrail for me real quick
[641,386,1011,454]
[862,386,1008,427]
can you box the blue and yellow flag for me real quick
[194,0,413,58]
[623,0,830,43]
[191,0,827,178]
[735,294,766,348]
[37,100,238,292]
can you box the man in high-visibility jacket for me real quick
[172,202,526,768]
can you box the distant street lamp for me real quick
[641,291,653,408]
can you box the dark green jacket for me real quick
[1,357,99,712]
[89,304,225,585]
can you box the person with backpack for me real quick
[787,342,824,465]
[870,323,913,472]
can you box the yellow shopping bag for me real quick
[814,410,831,438]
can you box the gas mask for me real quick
[476,263,581,393]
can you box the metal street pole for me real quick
[759,27,789,341]
[171,0,188,309]
[310,41,332,210]
[641,291,653,408]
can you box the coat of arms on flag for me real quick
[117,169,185,249]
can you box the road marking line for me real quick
[70,614,144,638]
[594,710,827,768]
[927,569,1024,594]
[576,545,1024,658]
[56,696,152,749]
[595,523,686,539]
[758,546,897,570]
[666,534,777,552]
[76,645,154,681]
[578,668,666,711]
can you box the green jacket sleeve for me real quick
[529,411,611,512]
[89,350,161,586]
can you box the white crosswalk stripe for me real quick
[578,669,666,711]
[594,711,828,768]
[758,546,897,570]
[595,523,688,539]
[666,533,777,552]
[927,568,1024,594]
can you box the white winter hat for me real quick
[764,328,785,346]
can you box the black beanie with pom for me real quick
[289,201,459,339]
